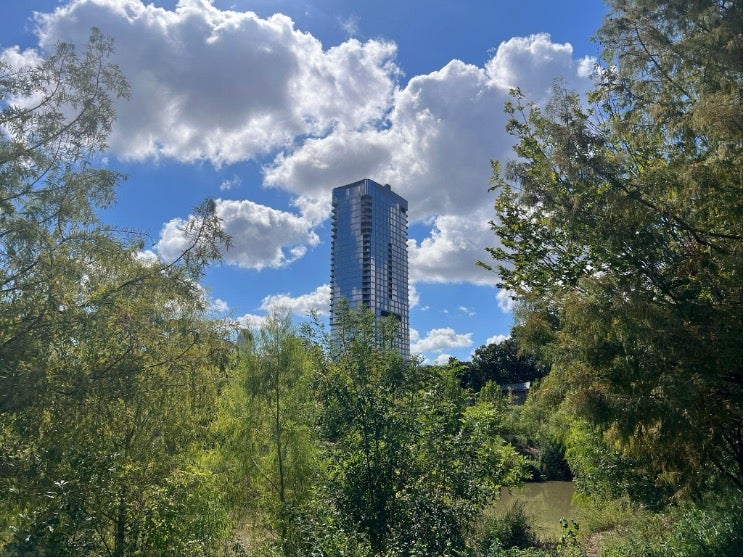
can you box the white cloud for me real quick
[577,56,597,78]
[459,306,475,317]
[237,312,266,330]
[155,198,319,270]
[485,334,510,346]
[262,36,594,221]
[153,217,197,263]
[292,195,332,227]
[33,0,400,165]
[211,297,229,314]
[17,2,596,286]
[262,59,502,222]
[339,14,360,37]
[496,289,516,313]
[0,45,43,69]
[485,33,595,99]
[411,327,473,355]
[409,281,420,309]
[260,284,331,316]
[408,212,496,285]
[219,176,241,191]
[134,249,159,266]
[434,353,453,365]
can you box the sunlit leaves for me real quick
[315,305,529,555]
[485,0,742,499]
[0,30,232,555]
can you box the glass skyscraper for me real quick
[330,178,409,359]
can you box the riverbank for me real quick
[471,481,741,556]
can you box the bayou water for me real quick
[494,481,578,539]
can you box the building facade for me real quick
[330,179,409,359]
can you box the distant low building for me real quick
[500,381,531,404]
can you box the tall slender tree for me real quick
[235,311,320,554]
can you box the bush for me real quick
[276,494,372,557]
[475,501,540,554]
[598,489,742,557]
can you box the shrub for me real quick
[476,501,539,554]
[600,490,742,557]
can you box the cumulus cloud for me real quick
[16,1,595,285]
[155,198,319,270]
[262,59,502,221]
[262,38,594,222]
[434,354,453,365]
[260,284,331,316]
[231,285,330,334]
[411,327,473,355]
[485,334,510,346]
[33,0,400,165]
[485,33,595,99]
[0,45,43,69]
[408,212,496,285]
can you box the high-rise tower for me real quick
[330,179,409,359]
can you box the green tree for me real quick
[482,0,742,499]
[315,303,529,555]
[1,28,128,417]
[1,31,232,554]
[216,311,321,554]
[463,338,547,391]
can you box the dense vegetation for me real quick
[1,0,741,555]
[480,0,742,553]
[0,30,233,555]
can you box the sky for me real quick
[1,0,607,364]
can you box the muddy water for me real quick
[494,481,578,539]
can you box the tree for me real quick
[463,338,547,391]
[1,31,232,554]
[314,304,529,555]
[1,28,127,416]
[215,311,321,555]
[482,0,742,499]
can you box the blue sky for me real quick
[1,0,606,363]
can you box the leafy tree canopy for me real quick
[1,30,232,555]
[463,338,547,391]
[482,0,742,500]
[313,304,530,555]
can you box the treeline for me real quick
[447,338,548,392]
